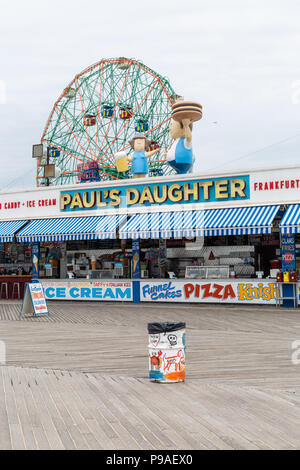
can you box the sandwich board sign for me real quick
[20,282,49,317]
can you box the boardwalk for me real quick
[0,301,300,449]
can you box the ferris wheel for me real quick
[37,58,179,186]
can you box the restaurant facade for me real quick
[0,163,300,306]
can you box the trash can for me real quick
[148,322,186,383]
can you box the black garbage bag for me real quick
[147,322,186,334]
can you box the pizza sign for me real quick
[281,234,296,271]
[283,252,294,263]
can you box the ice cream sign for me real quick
[41,281,133,301]
[0,189,60,220]
[32,242,39,279]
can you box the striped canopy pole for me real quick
[31,243,39,280]
[132,239,140,279]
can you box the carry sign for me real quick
[20,282,49,317]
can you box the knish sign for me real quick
[60,176,249,212]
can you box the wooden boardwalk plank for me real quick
[0,300,300,449]
[0,368,12,449]
[6,367,38,450]
[2,367,25,450]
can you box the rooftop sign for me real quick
[0,165,299,221]
[60,176,249,212]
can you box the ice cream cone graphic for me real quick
[133,252,139,272]
[33,255,38,273]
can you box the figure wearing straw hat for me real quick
[128,133,160,178]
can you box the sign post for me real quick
[159,239,167,278]
[132,239,141,304]
[280,234,296,307]
[281,234,296,271]
[132,239,140,279]
[31,242,39,280]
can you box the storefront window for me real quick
[64,239,133,280]
[39,242,65,279]
[29,232,282,282]
[0,242,32,275]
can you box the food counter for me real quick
[39,277,298,306]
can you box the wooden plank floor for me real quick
[0,300,300,449]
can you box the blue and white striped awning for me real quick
[280,204,300,234]
[16,215,127,242]
[119,206,280,239]
[0,220,29,242]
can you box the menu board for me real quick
[20,282,49,317]
[281,234,296,272]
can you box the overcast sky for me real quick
[1,0,300,189]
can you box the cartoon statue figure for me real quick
[128,133,160,178]
[164,100,202,174]
[164,119,194,174]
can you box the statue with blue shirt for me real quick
[164,100,202,174]
[128,133,160,178]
